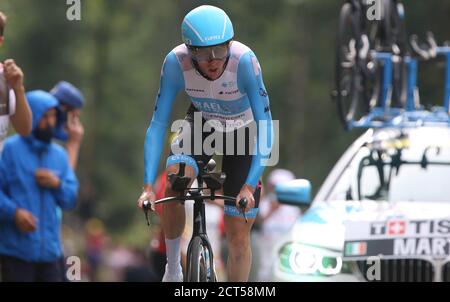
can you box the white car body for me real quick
[273,126,450,282]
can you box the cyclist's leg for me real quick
[222,153,261,282]
[162,105,212,280]
[163,160,197,281]
[163,105,212,238]
[163,160,196,240]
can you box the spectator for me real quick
[0,90,79,282]
[0,11,32,153]
[50,81,85,169]
[85,218,106,282]
[49,81,85,280]
[255,169,300,281]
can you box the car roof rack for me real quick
[349,107,450,130]
[336,29,450,131]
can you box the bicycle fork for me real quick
[185,196,217,282]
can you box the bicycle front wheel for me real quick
[186,237,216,282]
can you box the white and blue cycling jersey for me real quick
[144,41,273,189]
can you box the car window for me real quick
[327,146,371,201]
[327,138,450,203]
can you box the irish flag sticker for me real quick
[345,241,367,256]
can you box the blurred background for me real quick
[0,0,448,281]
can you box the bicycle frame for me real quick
[150,184,236,282]
[142,163,256,282]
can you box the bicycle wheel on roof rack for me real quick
[380,0,408,108]
[379,0,407,53]
[334,3,373,130]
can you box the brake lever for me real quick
[238,198,248,223]
[143,200,152,226]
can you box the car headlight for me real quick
[278,242,352,276]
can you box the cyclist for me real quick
[137,5,273,282]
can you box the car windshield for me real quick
[327,130,450,203]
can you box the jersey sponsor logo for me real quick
[186,88,205,93]
[192,100,249,115]
[202,115,248,131]
[219,89,239,95]
[193,100,231,114]
[259,88,268,97]
[222,81,236,88]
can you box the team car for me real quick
[272,124,450,282]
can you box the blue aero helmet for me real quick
[181,5,234,47]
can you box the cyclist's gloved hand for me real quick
[236,184,255,213]
[137,185,156,211]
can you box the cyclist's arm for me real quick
[144,52,184,186]
[238,52,274,189]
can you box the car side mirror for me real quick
[275,179,312,210]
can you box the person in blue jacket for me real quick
[0,90,79,282]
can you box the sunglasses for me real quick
[188,43,230,62]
